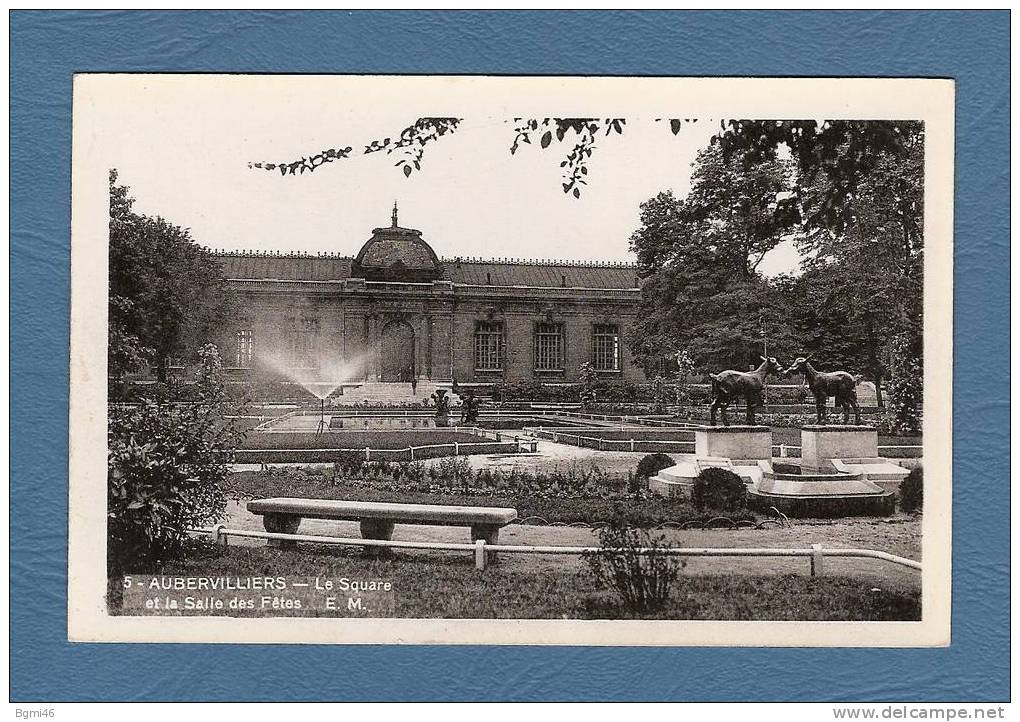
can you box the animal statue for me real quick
[782,356,861,425]
[460,391,480,424]
[431,388,452,427]
[709,356,782,426]
[431,389,451,415]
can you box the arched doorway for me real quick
[379,321,415,382]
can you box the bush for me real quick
[635,453,675,480]
[887,333,923,433]
[579,362,599,409]
[692,467,747,511]
[582,520,686,614]
[899,466,923,512]
[108,345,243,574]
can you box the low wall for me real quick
[241,430,486,450]
[528,427,696,453]
[234,441,519,464]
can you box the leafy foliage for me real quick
[714,120,924,235]
[672,349,696,407]
[635,453,675,480]
[627,145,797,371]
[508,117,625,197]
[899,466,923,513]
[109,170,234,380]
[582,520,686,614]
[779,128,924,399]
[692,467,748,511]
[107,345,244,573]
[578,362,599,409]
[248,117,461,178]
[887,333,923,434]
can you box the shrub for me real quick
[582,520,686,614]
[692,467,747,511]
[899,466,923,512]
[887,333,923,433]
[635,453,675,480]
[108,345,243,574]
[579,362,599,409]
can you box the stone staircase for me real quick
[331,381,462,407]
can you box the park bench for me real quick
[246,497,518,557]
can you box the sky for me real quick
[103,78,802,275]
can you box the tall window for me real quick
[235,329,254,368]
[291,318,319,367]
[534,322,563,371]
[474,321,504,371]
[592,324,620,372]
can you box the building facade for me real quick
[215,207,645,387]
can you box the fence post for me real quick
[811,543,824,577]
[409,446,415,461]
[630,439,635,452]
[475,539,487,570]
[365,447,370,462]
[454,442,460,456]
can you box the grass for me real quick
[109,543,920,621]
[225,469,755,527]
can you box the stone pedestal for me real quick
[801,426,878,471]
[695,426,772,461]
[360,518,395,558]
[262,512,301,549]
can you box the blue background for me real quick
[10,11,1010,701]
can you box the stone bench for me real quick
[246,497,518,558]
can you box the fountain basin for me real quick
[748,460,894,517]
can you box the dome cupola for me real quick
[352,202,442,280]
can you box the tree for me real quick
[109,170,235,381]
[710,119,922,238]
[781,129,925,408]
[776,268,892,405]
[627,145,798,372]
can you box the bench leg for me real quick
[471,524,501,564]
[263,513,301,549]
[360,519,395,558]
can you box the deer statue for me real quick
[782,356,862,425]
[709,356,783,426]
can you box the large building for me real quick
[214,206,645,389]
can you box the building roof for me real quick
[444,258,639,289]
[213,252,640,289]
[214,253,354,282]
[210,207,639,289]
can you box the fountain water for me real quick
[255,349,371,403]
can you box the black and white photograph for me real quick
[68,75,953,645]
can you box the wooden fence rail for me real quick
[191,526,922,574]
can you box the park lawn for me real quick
[225,470,752,527]
[110,543,920,621]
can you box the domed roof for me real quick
[353,203,441,279]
